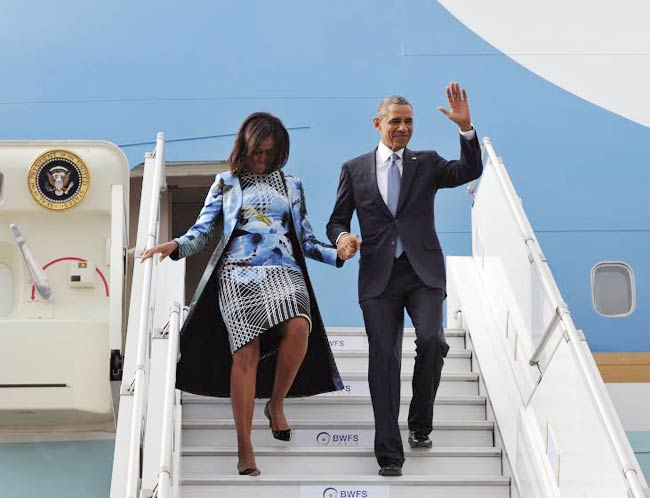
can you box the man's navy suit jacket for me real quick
[327,134,483,302]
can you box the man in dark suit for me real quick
[327,82,483,476]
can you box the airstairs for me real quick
[109,134,650,498]
[178,325,508,498]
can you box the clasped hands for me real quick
[337,233,360,261]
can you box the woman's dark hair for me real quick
[227,112,290,175]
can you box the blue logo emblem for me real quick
[316,431,331,445]
[323,487,338,498]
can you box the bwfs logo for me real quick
[316,431,360,446]
[322,488,369,498]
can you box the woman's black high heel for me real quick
[264,401,292,441]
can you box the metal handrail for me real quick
[9,223,53,300]
[126,132,165,498]
[529,303,569,367]
[155,302,182,498]
[481,137,647,498]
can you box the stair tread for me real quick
[181,474,510,485]
[182,395,486,405]
[326,328,466,337]
[336,372,478,381]
[183,446,502,456]
[182,420,494,430]
[334,350,471,358]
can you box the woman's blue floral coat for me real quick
[170,170,344,398]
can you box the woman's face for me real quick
[248,136,275,173]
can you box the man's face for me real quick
[374,104,413,151]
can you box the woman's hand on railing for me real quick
[140,241,178,262]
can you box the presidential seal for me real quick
[28,150,90,211]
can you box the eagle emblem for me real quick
[45,165,75,196]
[28,150,90,211]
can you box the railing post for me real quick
[156,302,182,498]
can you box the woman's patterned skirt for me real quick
[218,263,312,355]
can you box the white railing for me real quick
[110,133,171,498]
[454,137,649,497]
[125,132,166,498]
[480,137,647,497]
[141,257,185,497]
[111,132,187,498]
[153,302,183,498]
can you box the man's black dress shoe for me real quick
[378,465,402,477]
[408,430,433,448]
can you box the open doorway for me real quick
[130,161,229,306]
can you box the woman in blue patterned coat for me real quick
[141,113,357,476]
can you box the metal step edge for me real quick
[327,328,466,337]
[334,350,472,358]
[181,395,486,405]
[182,447,502,457]
[181,475,510,486]
[182,420,495,431]
[180,372,479,390]
[336,372,478,381]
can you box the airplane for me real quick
[1,1,648,497]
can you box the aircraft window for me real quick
[0,263,12,316]
[591,262,636,318]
